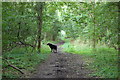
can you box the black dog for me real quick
[47,43,57,53]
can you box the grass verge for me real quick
[2,44,51,78]
[62,42,118,78]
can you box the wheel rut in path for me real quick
[31,46,91,78]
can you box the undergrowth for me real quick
[90,48,118,78]
[62,41,118,78]
[2,44,51,78]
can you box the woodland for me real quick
[2,2,119,78]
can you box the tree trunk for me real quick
[52,34,56,41]
[92,3,96,49]
[36,2,44,53]
[93,21,96,49]
[118,2,120,52]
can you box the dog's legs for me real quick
[51,49,53,52]
[55,49,57,53]
[52,49,54,53]
[53,49,57,53]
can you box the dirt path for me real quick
[30,45,92,78]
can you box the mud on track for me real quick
[30,46,92,78]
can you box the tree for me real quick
[35,2,44,53]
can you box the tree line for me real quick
[2,2,119,53]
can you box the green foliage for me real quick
[89,48,118,78]
[2,2,118,51]
[62,39,118,78]
[41,43,51,54]
[2,2,37,51]
[2,2,118,78]
[3,44,51,78]
[62,39,92,55]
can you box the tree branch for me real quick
[3,58,24,74]
[13,41,35,48]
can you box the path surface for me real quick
[30,45,91,78]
